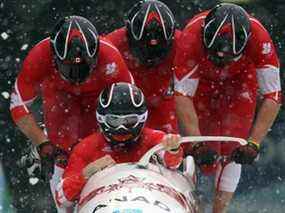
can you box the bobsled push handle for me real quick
[179,136,247,145]
[137,136,247,168]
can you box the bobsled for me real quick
[76,136,247,213]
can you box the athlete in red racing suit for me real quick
[174,4,281,213]
[56,128,183,207]
[106,0,181,133]
[55,83,183,207]
[10,16,133,212]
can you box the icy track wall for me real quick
[0,0,284,212]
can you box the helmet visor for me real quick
[97,111,148,130]
[56,59,93,84]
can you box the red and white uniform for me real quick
[10,37,133,155]
[10,37,133,213]
[56,128,183,206]
[105,28,181,133]
[174,12,281,192]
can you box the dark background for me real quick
[0,0,284,212]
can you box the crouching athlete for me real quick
[55,82,183,208]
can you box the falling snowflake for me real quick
[1,32,9,40]
[1,91,9,99]
[21,44,29,51]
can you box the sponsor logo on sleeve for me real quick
[262,42,271,55]
[106,62,117,75]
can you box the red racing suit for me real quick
[56,128,183,206]
[105,28,181,133]
[10,37,133,155]
[174,12,281,156]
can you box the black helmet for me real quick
[126,0,175,66]
[50,16,99,84]
[96,82,148,144]
[203,3,251,65]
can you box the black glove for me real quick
[191,143,218,166]
[37,141,56,180]
[231,140,260,164]
[18,141,55,181]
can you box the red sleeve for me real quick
[247,17,281,103]
[10,38,52,122]
[173,14,206,97]
[99,37,134,85]
[57,135,98,205]
[147,129,183,169]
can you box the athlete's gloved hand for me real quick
[190,143,218,166]
[162,134,181,153]
[18,141,55,181]
[231,139,260,164]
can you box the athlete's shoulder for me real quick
[100,36,120,51]
[246,16,278,63]
[25,38,53,62]
[178,11,207,52]
[97,37,124,65]
[105,27,127,44]
[96,36,132,81]
[174,13,205,74]
[19,37,53,79]
[184,11,209,31]
[99,36,127,61]
[142,128,165,144]
[249,16,268,32]
[248,16,272,42]
[31,37,51,50]
[74,132,104,153]
[250,17,275,44]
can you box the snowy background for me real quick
[0,0,284,212]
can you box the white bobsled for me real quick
[77,136,247,213]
